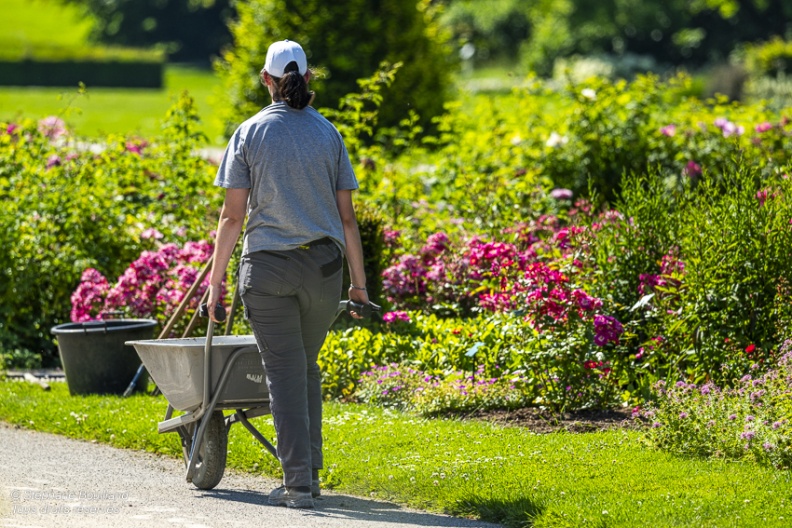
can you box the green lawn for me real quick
[0,65,226,145]
[1,0,92,51]
[1,380,790,528]
[0,0,226,145]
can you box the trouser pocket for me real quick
[238,251,300,297]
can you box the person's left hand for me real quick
[348,286,370,319]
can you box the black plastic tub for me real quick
[51,319,157,395]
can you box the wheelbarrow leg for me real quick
[233,410,278,459]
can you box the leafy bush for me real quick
[321,306,627,411]
[740,36,792,78]
[0,348,42,371]
[360,73,789,246]
[0,93,221,364]
[320,311,517,401]
[355,154,792,411]
[589,166,792,390]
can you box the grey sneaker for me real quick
[312,478,321,498]
[268,486,314,508]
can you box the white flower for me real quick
[581,88,597,100]
[511,134,522,145]
[546,132,569,148]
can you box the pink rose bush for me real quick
[378,210,638,409]
[71,240,215,335]
[382,212,625,344]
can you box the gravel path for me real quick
[0,423,500,528]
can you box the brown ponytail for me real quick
[271,61,312,109]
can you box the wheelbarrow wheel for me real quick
[179,411,227,490]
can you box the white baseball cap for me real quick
[263,40,308,78]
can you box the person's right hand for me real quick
[207,284,224,323]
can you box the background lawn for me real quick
[0,0,226,144]
[2,0,92,51]
[0,65,226,144]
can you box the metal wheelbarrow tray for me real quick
[127,331,277,490]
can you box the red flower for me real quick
[745,344,756,354]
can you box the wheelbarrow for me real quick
[126,299,379,490]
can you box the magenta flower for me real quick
[141,228,164,240]
[755,122,773,133]
[70,268,110,322]
[684,160,702,178]
[638,273,666,295]
[125,140,148,155]
[593,314,624,346]
[45,154,61,170]
[382,311,411,324]
[383,230,401,247]
[71,240,214,325]
[550,188,573,200]
[660,124,676,137]
[420,232,450,260]
[38,116,67,140]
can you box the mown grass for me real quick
[0,380,790,527]
[0,65,225,145]
[0,0,226,144]
[2,0,92,52]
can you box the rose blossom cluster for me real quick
[381,232,452,308]
[593,314,624,346]
[70,240,213,323]
[381,223,624,343]
[70,269,111,322]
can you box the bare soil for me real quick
[462,407,638,434]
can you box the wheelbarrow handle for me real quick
[199,303,227,323]
[337,299,381,319]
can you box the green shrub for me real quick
[321,309,626,411]
[320,312,516,401]
[740,37,792,78]
[345,202,386,306]
[744,75,792,112]
[0,348,42,371]
[214,0,454,138]
[587,165,792,390]
[0,93,221,364]
[0,45,164,63]
[0,60,163,88]
[356,362,533,416]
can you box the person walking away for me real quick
[206,39,370,509]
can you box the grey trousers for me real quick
[238,239,343,488]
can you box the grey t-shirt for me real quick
[214,102,359,255]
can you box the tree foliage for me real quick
[444,0,792,75]
[59,0,234,62]
[215,0,454,138]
